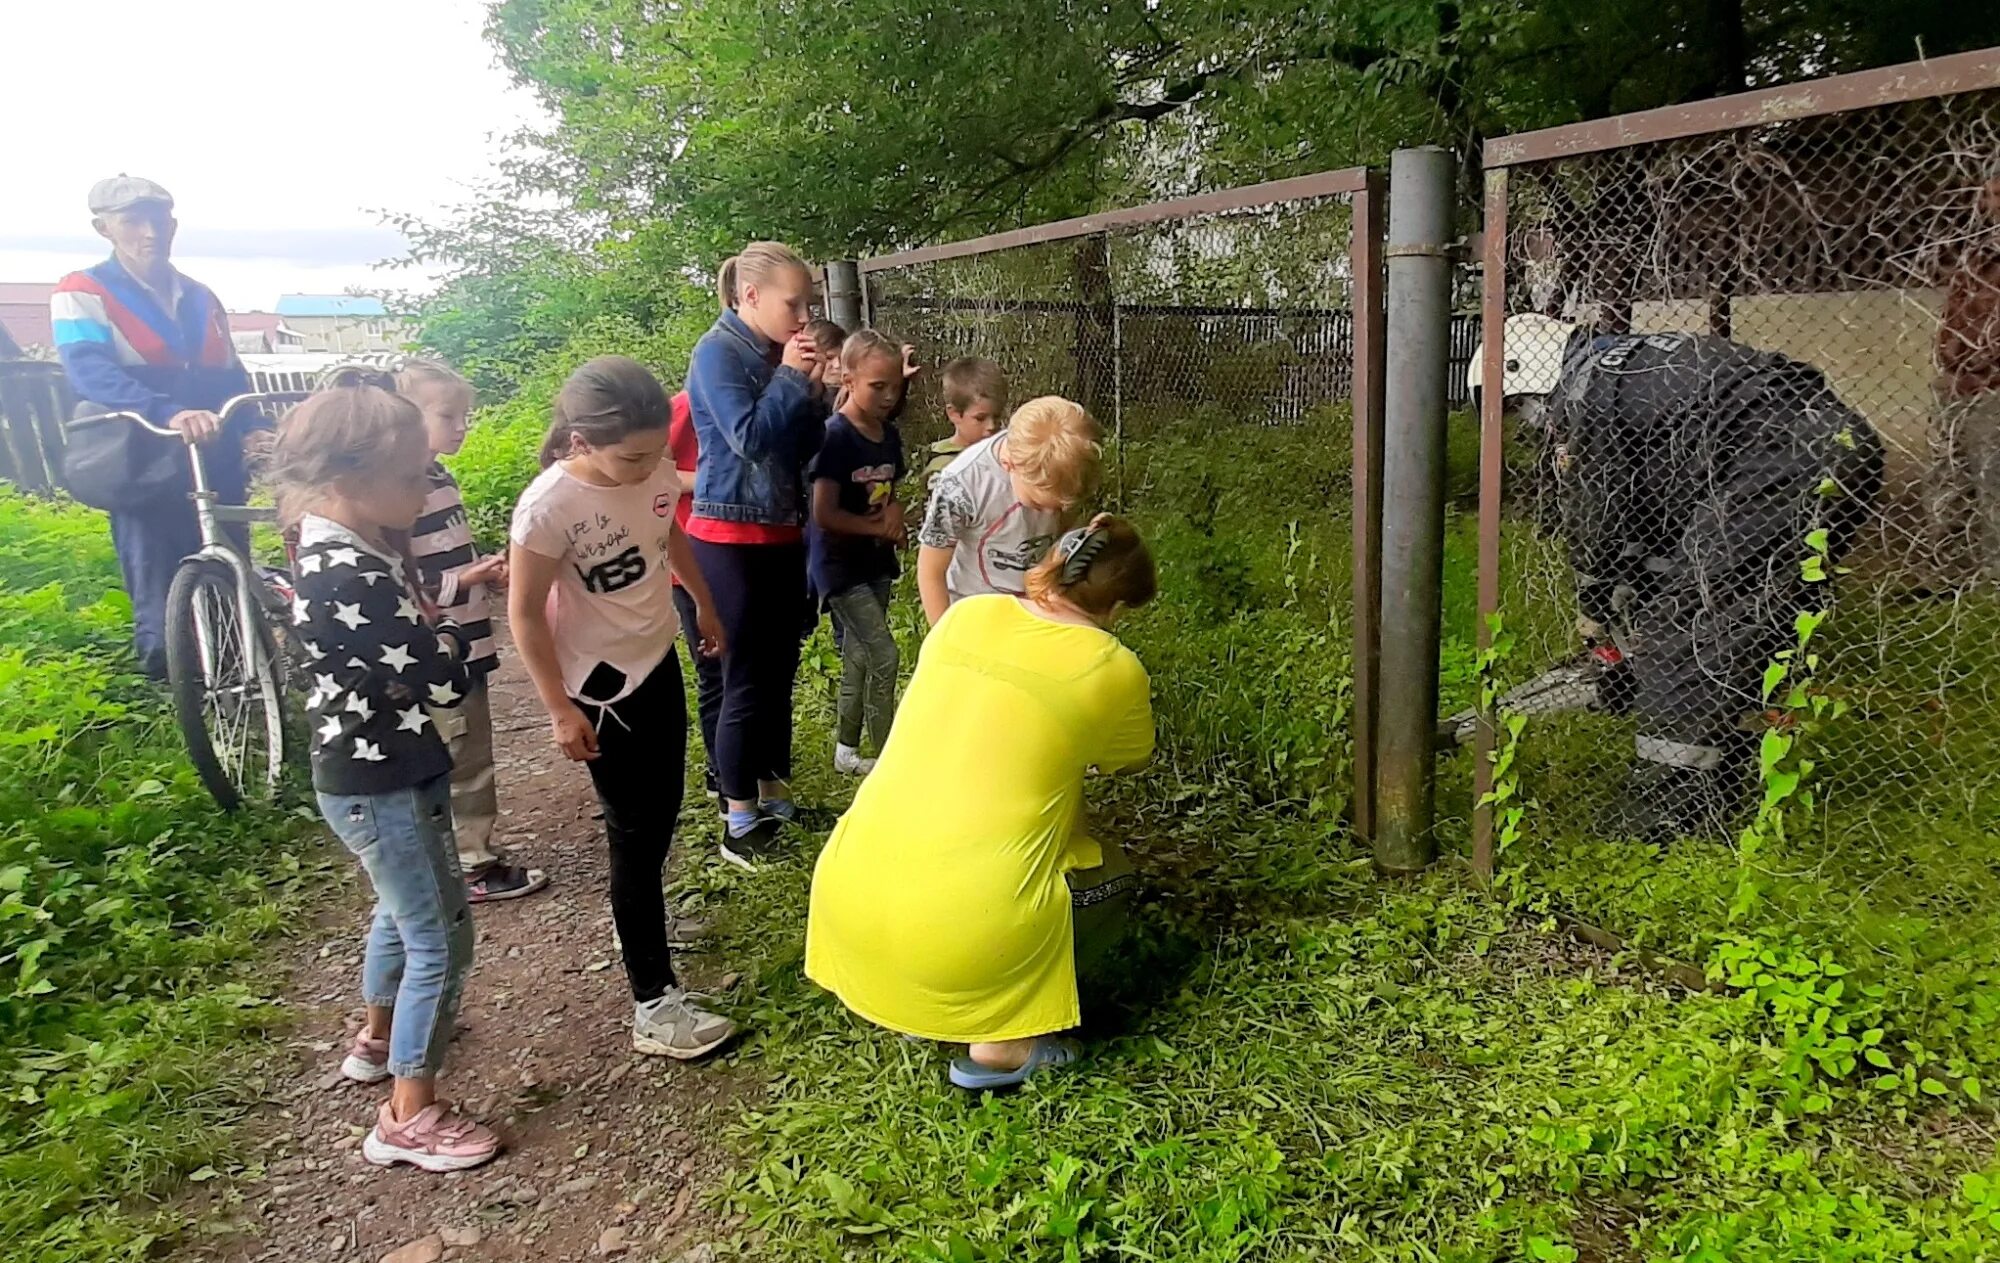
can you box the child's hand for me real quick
[782,331,818,377]
[901,344,921,379]
[694,601,728,659]
[879,500,907,544]
[551,698,599,761]
[461,555,508,588]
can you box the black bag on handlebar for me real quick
[63,401,189,512]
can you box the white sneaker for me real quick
[834,744,877,776]
[633,988,737,1060]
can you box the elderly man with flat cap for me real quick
[50,176,258,679]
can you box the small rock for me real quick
[674,1246,715,1263]
[317,1068,349,1091]
[605,1062,634,1087]
[379,1234,444,1263]
[334,1135,360,1152]
[598,1226,630,1256]
[554,1175,600,1197]
[438,1226,482,1248]
[718,972,741,990]
[614,1201,638,1217]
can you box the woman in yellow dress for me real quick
[805,515,1157,1089]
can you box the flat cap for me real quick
[88,175,174,215]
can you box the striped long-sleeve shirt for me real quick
[408,463,498,677]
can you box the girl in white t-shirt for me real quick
[507,356,736,1060]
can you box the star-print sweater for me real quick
[292,515,471,795]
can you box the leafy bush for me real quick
[0,490,314,1262]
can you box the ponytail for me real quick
[717,242,809,313]
[717,256,741,310]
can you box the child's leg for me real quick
[745,543,807,795]
[861,579,899,752]
[671,584,724,787]
[692,539,760,811]
[372,778,475,1090]
[826,584,873,750]
[363,904,402,1040]
[579,655,688,1002]
[447,676,502,871]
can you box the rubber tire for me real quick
[165,558,286,811]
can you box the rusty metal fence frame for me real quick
[858,168,1389,839]
[1472,47,2000,879]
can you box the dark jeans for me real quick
[690,539,805,803]
[827,579,897,751]
[671,584,725,786]
[109,501,223,673]
[574,653,687,1003]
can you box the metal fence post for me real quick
[1373,146,1455,874]
[825,260,863,330]
[1349,170,1387,848]
[1471,168,1509,884]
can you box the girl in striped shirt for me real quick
[398,360,551,903]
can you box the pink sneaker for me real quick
[340,1031,390,1084]
[361,1100,500,1173]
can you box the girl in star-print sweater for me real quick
[271,380,499,1174]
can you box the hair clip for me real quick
[1056,524,1109,583]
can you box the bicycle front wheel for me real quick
[165,558,287,811]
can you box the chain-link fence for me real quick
[1470,57,2000,880]
[861,171,1385,822]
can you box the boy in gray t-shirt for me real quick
[915,397,1102,625]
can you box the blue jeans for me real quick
[317,775,473,1079]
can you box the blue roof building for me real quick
[275,294,391,318]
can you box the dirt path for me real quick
[183,626,745,1263]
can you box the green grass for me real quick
[0,490,317,1263]
[633,411,2000,1262]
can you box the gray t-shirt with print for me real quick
[917,432,1062,602]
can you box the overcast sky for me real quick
[0,0,545,310]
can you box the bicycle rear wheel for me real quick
[165,558,287,810]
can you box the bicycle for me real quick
[67,392,310,809]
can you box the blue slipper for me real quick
[948,1038,1080,1091]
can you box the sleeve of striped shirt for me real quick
[50,281,174,424]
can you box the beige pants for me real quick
[433,676,501,871]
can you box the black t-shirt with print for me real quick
[807,413,905,597]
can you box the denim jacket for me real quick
[687,309,825,527]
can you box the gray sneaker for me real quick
[632,988,737,1060]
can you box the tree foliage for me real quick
[410,0,2000,384]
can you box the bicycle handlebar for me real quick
[67,390,312,439]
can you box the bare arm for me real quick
[507,543,598,761]
[917,545,952,626]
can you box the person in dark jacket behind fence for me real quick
[1472,316,1885,842]
[50,175,262,679]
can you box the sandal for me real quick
[948,1038,1080,1091]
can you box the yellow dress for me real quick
[805,595,1155,1042]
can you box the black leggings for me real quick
[672,584,725,781]
[690,539,805,802]
[574,653,686,1002]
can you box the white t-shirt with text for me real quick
[510,461,683,705]
[917,432,1063,603]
